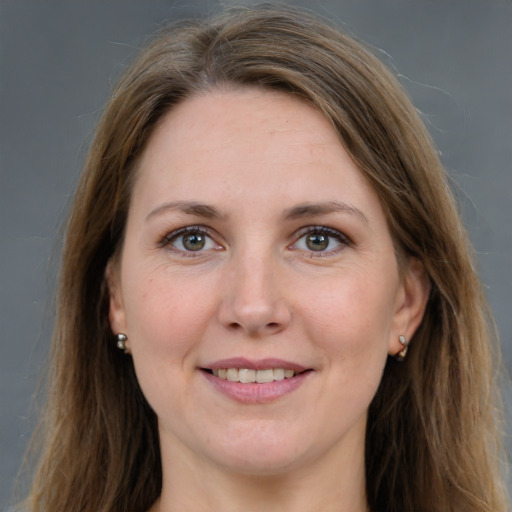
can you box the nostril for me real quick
[227,321,281,333]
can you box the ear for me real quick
[105,259,129,350]
[388,257,431,356]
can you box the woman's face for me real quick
[108,87,427,476]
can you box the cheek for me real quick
[295,267,397,409]
[121,266,218,358]
[120,268,217,411]
[289,273,395,445]
[299,269,398,352]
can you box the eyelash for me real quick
[160,226,221,256]
[160,225,351,257]
[291,226,352,256]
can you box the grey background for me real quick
[1,0,511,506]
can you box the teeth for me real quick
[256,369,273,383]
[273,368,285,381]
[226,368,238,382]
[239,369,256,383]
[212,368,298,383]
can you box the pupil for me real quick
[183,233,205,251]
[307,234,328,251]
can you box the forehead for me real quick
[131,87,385,226]
[143,87,341,161]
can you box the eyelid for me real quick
[290,225,352,255]
[161,225,207,244]
[160,225,223,254]
[158,224,351,257]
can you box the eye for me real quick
[292,226,350,255]
[163,227,220,254]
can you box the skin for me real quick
[108,87,429,512]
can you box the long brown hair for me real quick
[22,4,508,511]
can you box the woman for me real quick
[21,4,509,511]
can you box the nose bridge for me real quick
[218,239,290,335]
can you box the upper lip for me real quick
[203,357,309,372]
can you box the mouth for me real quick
[200,358,313,403]
[200,358,313,402]
[202,367,305,383]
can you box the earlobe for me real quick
[389,257,431,356]
[105,260,128,338]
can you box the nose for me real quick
[217,251,292,337]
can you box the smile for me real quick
[211,368,296,383]
[201,359,312,403]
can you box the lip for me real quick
[200,358,313,404]
[204,357,308,372]
[202,370,312,404]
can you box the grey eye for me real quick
[293,227,349,255]
[168,228,218,253]
[305,233,329,251]
[182,233,206,251]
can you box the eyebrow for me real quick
[146,201,223,222]
[283,201,369,224]
[146,199,369,224]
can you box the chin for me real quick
[199,424,320,476]
[215,450,309,476]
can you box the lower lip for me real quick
[202,370,312,404]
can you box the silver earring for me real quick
[116,333,127,351]
[396,335,409,361]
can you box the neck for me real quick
[151,431,369,512]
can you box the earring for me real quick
[395,335,409,361]
[116,333,128,352]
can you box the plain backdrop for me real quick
[1,0,511,506]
